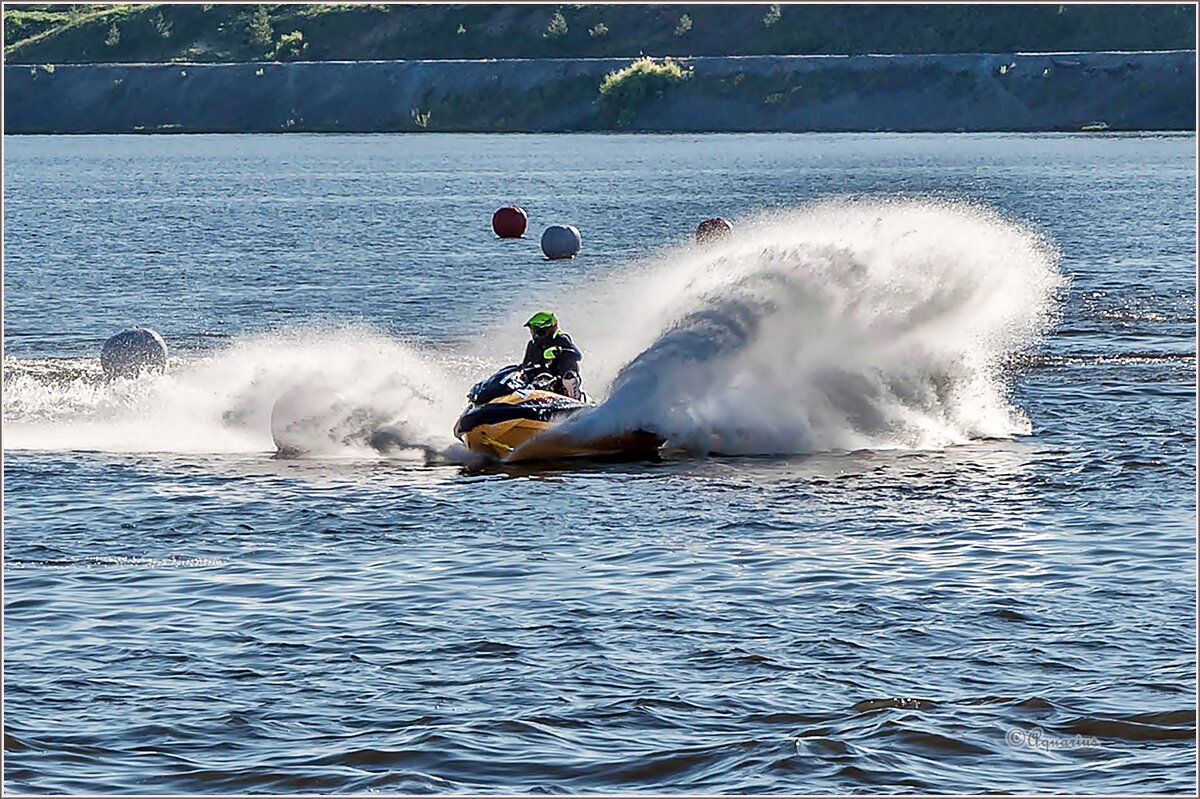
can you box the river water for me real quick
[3,133,1196,793]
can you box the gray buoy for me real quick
[100,327,168,378]
[541,224,582,260]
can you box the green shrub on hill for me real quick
[247,5,272,48]
[597,56,693,128]
[272,30,307,61]
[544,10,567,39]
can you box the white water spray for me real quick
[3,199,1061,459]
[3,326,467,457]
[559,198,1063,454]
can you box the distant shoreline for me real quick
[4,51,1195,135]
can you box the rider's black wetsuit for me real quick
[520,331,582,395]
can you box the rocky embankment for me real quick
[4,50,1195,134]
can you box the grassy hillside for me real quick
[3,3,1196,64]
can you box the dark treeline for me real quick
[4,3,1196,64]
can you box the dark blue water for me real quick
[3,133,1196,793]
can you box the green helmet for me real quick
[525,311,557,330]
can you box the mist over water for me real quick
[4,199,1062,460]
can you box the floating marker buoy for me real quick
[492,205,528,238]
[100,326,168,378]
[696,217,733,244]
[541,224,582,260]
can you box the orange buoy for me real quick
[492,205,528,238]
[696,217,733,244]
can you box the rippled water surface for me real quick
[4,133,1197,793]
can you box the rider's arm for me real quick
[558,334,582,362]
[519,340,540,370]
[550,334,582,375]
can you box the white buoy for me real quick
[100,327,168,378]
[541,224,582,260]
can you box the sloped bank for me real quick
[4,50,1195,134]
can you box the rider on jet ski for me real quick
[521,311,583,400]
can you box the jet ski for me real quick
[453,364,664,463]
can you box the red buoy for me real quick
[492,205,529,238]
[696,217,733,244]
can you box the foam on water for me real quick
[3,199,1062,458]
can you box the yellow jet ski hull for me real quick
[455,389,663,463]
[505,427,666,463]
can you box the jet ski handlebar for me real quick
[527,371,559,391]
[467,364,558,405]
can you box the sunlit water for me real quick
[3,133,1196,793]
